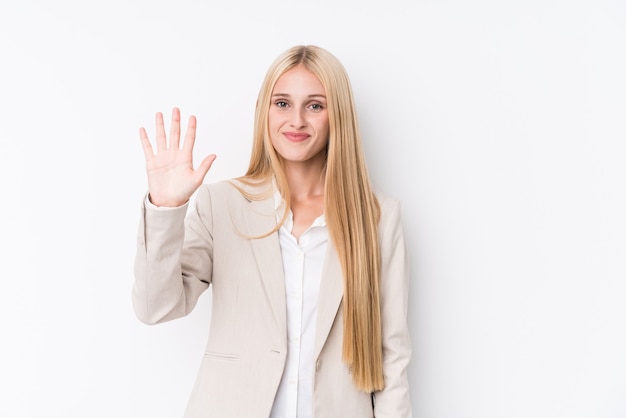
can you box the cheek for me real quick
[268,106,287,123]
[319,118,330,138]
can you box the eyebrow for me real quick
[271,93,327,99]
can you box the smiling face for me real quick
[268,64,330,169]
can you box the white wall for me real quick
[1,0,624,417]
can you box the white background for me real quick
[1,0,625,417]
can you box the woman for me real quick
[134,45,412,417]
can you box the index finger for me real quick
[181,114,197,153]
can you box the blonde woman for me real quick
[134,45,412,417]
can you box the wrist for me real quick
[147,193,187,208]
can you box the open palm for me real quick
[139,108,216,207]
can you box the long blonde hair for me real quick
[237,45,384,392]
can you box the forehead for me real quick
[272,65,326,96]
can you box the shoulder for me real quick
[194,178,274,209]
[196,179,248,200]
[373,190,406,246]
[199,179,238,195]
[193,181,226,202]
[200,178,272,199]
[374,190,402,221]
[191,180,243,213]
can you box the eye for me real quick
[309,103,324,112]
[274,100,289,109]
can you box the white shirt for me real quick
[270,192,328,418]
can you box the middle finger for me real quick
[169,107,181,150]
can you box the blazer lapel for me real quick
[231,180,343,359]
[238,186,287,340]
[314,243,344,360]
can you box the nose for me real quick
[289,107,307,129]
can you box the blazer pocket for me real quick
[204,351,240,362]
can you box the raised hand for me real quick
[139,107,216,207]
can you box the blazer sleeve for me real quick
[373,196,413,417]
[132,185,214,325]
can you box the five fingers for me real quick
[139,108,215,175]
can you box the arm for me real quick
[373,197,413,417]
[132,108,217,324]
[132,186,214,325]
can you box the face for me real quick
[268,64,330,167]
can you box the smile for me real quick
[283,132,310,142]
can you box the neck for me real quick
[283,161,326,201]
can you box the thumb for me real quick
[194,154,217,183]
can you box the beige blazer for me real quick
[133,180,412,417]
